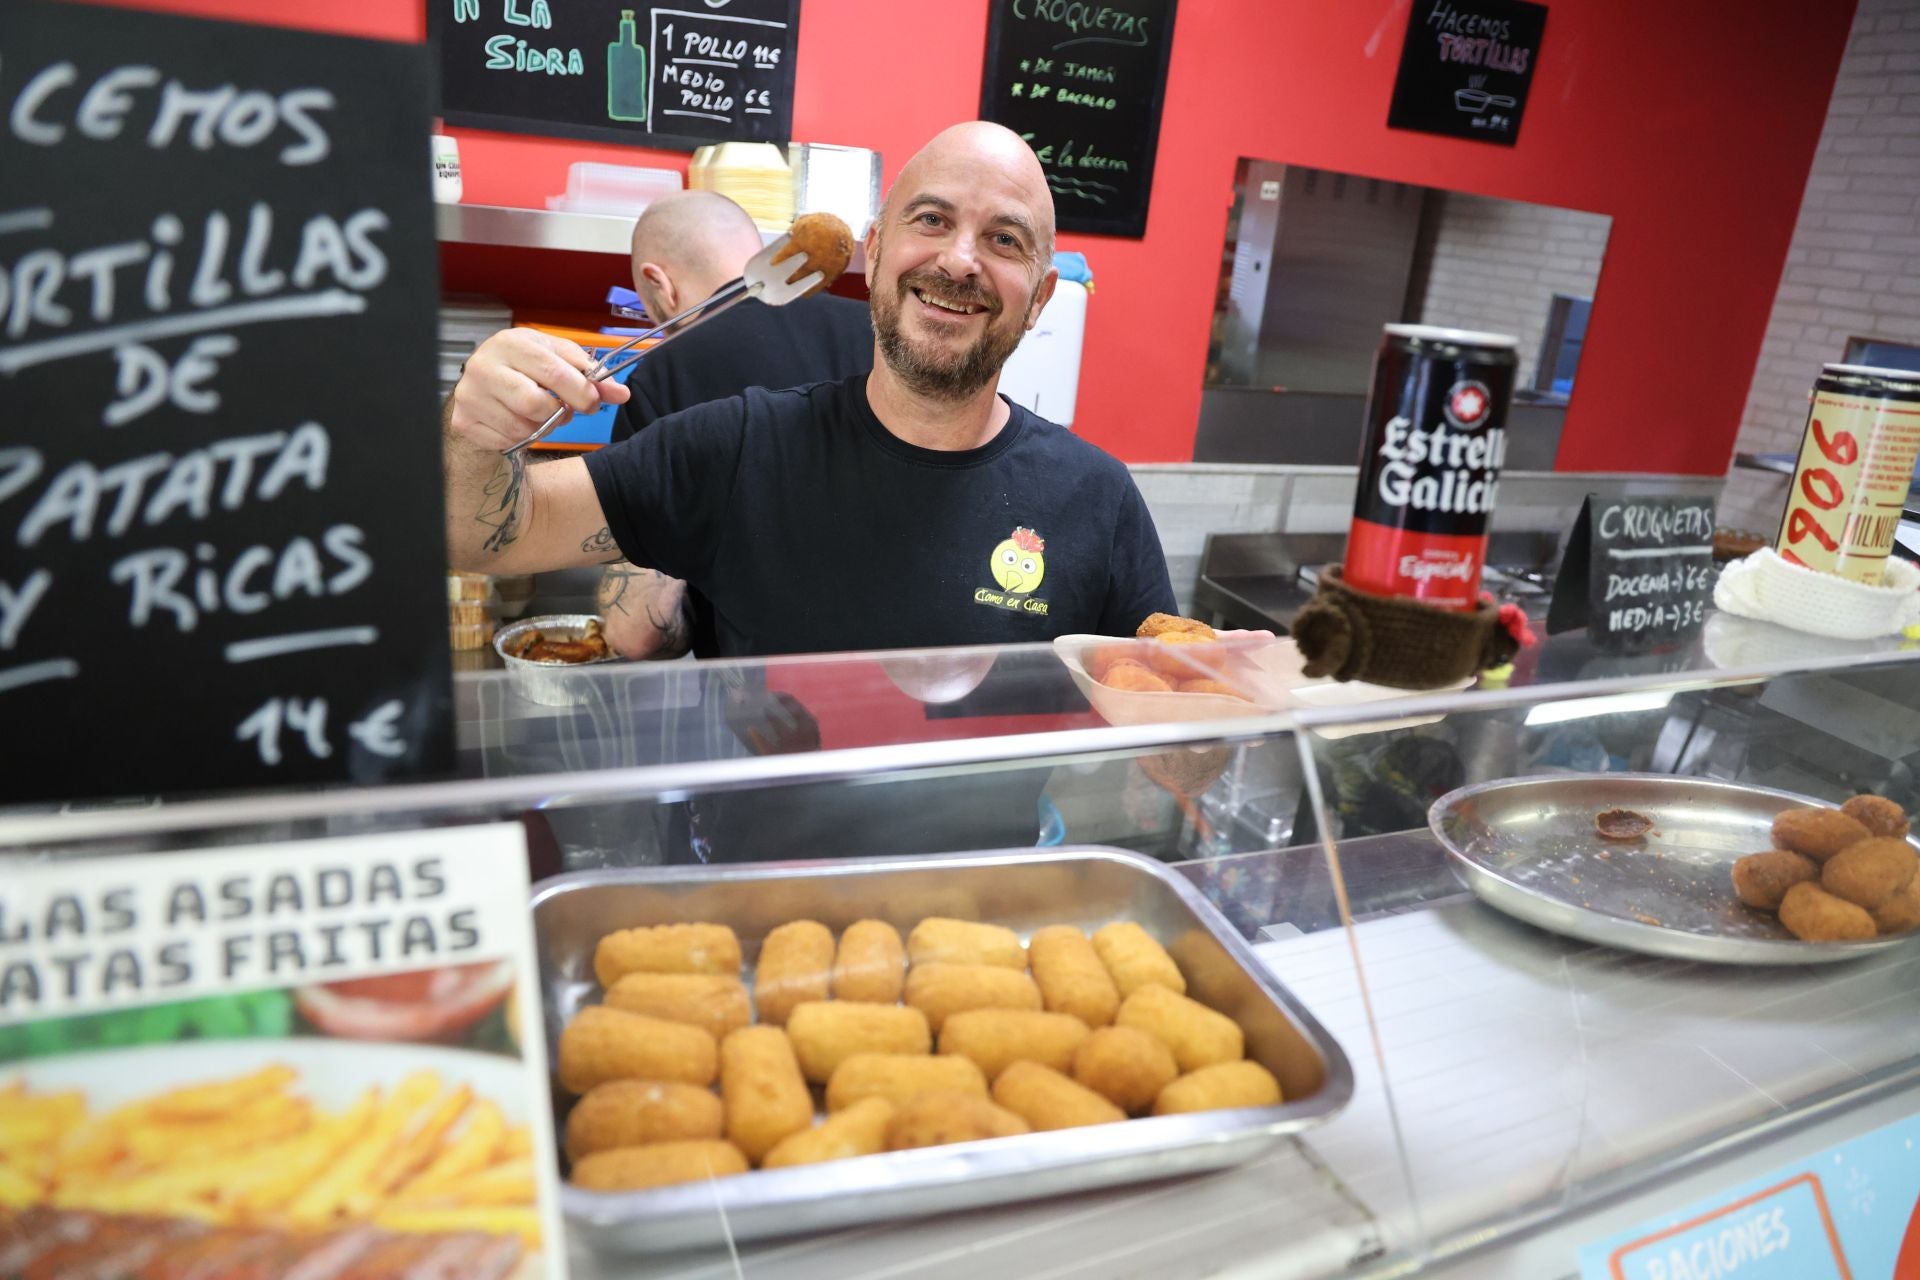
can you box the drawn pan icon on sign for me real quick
[1454,88,1517,113]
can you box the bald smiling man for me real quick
[442,122,1174,658]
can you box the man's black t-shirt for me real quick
[609,292,873,442]
[582,374,1175,657]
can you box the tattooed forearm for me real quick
[475,451,526,555]
[645,580,694,657]
[597,563,639,616]
[581,526,620,561]
[597,563,694,659]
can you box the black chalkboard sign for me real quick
[979,0,1177,238]
[0,1,451,805]
[430,0,800,150]
[1387,0,1546,147]
[1546,495,1717,652]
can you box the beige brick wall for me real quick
[1722,0,1920,534]
[1411,193,1610,392]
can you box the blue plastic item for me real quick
[606,285,650,322]
[1052,251,1093,288]
[1037,795,1066,847]
[537,340,642,447]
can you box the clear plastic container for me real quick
[545,162,683,215]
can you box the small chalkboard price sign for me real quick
[430,0,801,151]
[1547,496,1718,652]
[979,0,1178,238]
[0,1,450,805]
[1387,0,1546,147]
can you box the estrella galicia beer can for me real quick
[1344,324,1519,609]
[1773,363,1920,585]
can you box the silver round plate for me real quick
[1428,773,1920,965]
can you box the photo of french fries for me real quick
[0,1057,545,1278]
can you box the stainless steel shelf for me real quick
[436,202,633,255]
[435,202,865,273]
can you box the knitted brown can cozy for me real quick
[1289,565,1519,689]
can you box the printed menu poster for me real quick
[1579,1112,1920,1280]
[0,824,566,1279]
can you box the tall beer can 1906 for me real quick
[1343,324,1519,610]
[1773,363,1920,585]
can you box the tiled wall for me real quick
[1411,194,1611,392]
[1722,0,1920,533]
[1130,465,1716,613]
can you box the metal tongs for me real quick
[503,228,841,455]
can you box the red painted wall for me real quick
[87,0,1854,475]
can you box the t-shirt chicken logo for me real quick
[992,527,1047,593]
[975,526,1050,616]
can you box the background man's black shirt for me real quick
[610,292,873,442]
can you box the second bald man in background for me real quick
[600,190,872,657]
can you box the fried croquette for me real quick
[1730,850,1819,911]
[594,923,742,987]
[762,1098,895,1169]
[1841,794,1910,839]
[720,1026,814,1163]
[753,920,835,1026]
[1099,660,1172,693]
[1028,925,1121,1028]
[1175,678,1250,699]
[884,1091,1031,1150]
[771,211,855,291]
[991,1061,1127,1131]
[833,921,906,1013]
[558,1005,718,1093]
[1143,632,1225,680]
[1136,613,1215,640]
[831,919,906,1004]
[826,1052,988,1111]
[564,1080,724,1161]
[906,918,1026,970]
[938,1009,1091,1079]
[603,972,750,1041]
[1871,874,1920,934]
[1770,808,1873,862]
[785,1001,932,1084]
[1820,837,1918,909]
[1152,1061,1284,1116]
[1088,643,1145,681]
[1071,1025,1180,1113]
[1115,984,1243,1073]
[1092,922,1186,998]
[905,962,1043,1033]
[570,1139,748,1191]
[1778,881,1878,942]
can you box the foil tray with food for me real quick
[494,615,620,707]
[1431,773,1920,964]
[530,847,1353,1255]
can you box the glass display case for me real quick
[4,614,1918,1278]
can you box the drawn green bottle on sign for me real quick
[608,9,648,123]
